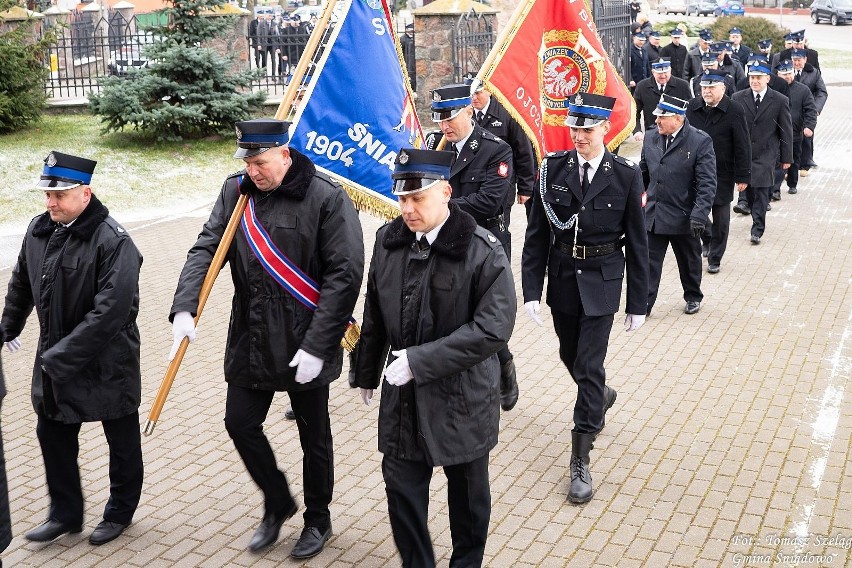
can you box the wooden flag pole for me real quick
[144,4,341,436]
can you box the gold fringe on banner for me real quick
[340,322,361,352]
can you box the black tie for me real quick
[754,93,761,111]
[664,135,670,151]
[418,235,430,252]
[476,111,484,124]
[795,70,801,81]
[659,84,665,94]
[581,162,591,198]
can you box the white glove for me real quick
[524,301,543,326]
[4,337,21,353]
[169,311,197,361]
[624,313,646,332]
[289,349,324,384]
[384,349,414,386]
[633,131,645,143]
[360,388,374,406]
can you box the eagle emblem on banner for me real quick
[539,30,607,127]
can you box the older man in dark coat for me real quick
[633,58,692,139]
[1,152,143,547]
[354,149,515,568]
[792,49,827,174]
[170,120,364,559]
[773,60,818,198]
[641,94,716,315]
[687,71,751,274]
[732,62,793,244]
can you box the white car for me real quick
[658,0,689,14]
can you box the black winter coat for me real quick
[686,95,752,204]
[354,204,516,466]
[660,42,687,81]
[786,81,818,136]
[796,64,828,113]
[522,150,649,317]
[171,150,364,392]
[1,195,142,423]
[731,88,793,187]
[640,120,717,233]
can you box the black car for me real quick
[811,0,852,24]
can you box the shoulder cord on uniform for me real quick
[539,157,579,232]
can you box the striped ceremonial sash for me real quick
[239,184,359,347]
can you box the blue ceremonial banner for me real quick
[291,0,422,219]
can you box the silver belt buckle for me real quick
[573,245,585,260]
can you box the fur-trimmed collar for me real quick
[239,148,317,201]
[382,202,477,260]
[31,193,109,240]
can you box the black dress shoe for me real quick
[684,301,700,315]
[89,520,129,545]
[733,202,750,215]
[290,525,333,559]
[766,203,772,211]
[771,190,781,201]
[285,406,296,420]
[25,519,83,542]
[248,501,298,552]
[707,264,720,274]
[788,186,797,194]
[750,235,761,245]
[499,358,519,411]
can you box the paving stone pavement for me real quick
[1,89,851,567]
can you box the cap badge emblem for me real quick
[398,150,409,164]
[46,152,57,167]
[433,91,442,102]
[575,94,584,106]
[235,126,243,140]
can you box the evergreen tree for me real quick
[0,1,52,133]
[89,0,265,141]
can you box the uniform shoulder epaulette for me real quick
[104,216,130,238]
[480,129,500,142]
[543,150,569,159]
[613,155,636,168]
[472,226,501,249]
[226,169,245,180]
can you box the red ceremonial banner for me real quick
[479,0,636,159]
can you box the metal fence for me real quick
[451,9,496,83]
[591,0,631,82]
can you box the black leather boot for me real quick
[500,358,519,411]
[568,432,595,504]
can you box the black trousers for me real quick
[774,138,802,192]
[800,134,815,169]
[746,185,771,238]
[383,453,490,568]
[647,232,703,310]
[36,412,143,526]
[224,384,332,529]
[551,309,614,434]
[705,203,732,266]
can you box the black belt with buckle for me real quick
[554,238,625,259]
[483,215,505,231]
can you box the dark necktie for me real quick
[659,84,665,94]
[754,93,761,111]
[476,111,484,124]
[581,162,591,198]
[418,235,430,252]
[795,70,801,81]
[664,135,670,151]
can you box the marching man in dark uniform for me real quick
[640,94,716,315]
[464,72,537,227]
[522,93,649,504]
[424,83,519,412]
[169,119,364,558]
[1,152,144,546]
[773,59,817,198]
[353,148,515,568]
[660,28,687,82]
[728,27,752,67]
[791,48,827,177]
[732,62,793,244]
[686,71,752,275]
[633,57,692,140]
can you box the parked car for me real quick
[810,0,852,24]
[714,0,746,15]
[108,32,159,77]
[687,0,717,15]
[658,0,688,14]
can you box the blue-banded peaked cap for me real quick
[430,83,472,121]
[699,69,727,86]
[37,151,96,190]
[757,38,772,50]
[234,119,291,158]
[651,58,672,71]
[392,149,454,195]
[653,93,688,116]
[566,92,615,128]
